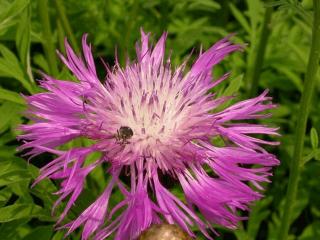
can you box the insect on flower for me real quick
[115,126,134,144]
[18,30,280,240]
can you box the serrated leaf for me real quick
[0,87,25,105]
[310,128,319,150]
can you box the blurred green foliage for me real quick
[0,0,319,239]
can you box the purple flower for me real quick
[18,30,279,240]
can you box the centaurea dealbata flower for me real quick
[18,30,279,240]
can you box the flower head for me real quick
[18,30,279,239]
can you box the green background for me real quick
[0,0,319,239]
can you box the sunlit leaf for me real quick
[0,44,33,93]
[0,204,44,222]
[0,87,25,105]
[16,4,33,83]
[0,0,30,34]
[0,187,11,207]
[0,102,24,133]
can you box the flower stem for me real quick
[278,1,320,240]
[246,6,273,97]
[38,0,59,76]
[54,0,80,53]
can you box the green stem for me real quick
[54,0,80,53]
[38,0,59,76]
[278,1,320,240]
[246,6,273,97]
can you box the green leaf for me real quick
[0,204,43,222]
[290,191,309,224]
[0,102,24,133]
[16,6,30,67]
[269,191,309,239]
[229,3,251,34]
[30,179,58,210]
[0,218,30,239]
[0,0,30,34]
[0,146,20,158]
[16,4,33,83]
[234,224,250,240]
[188,0,221,12]
[22,226,53,240]
[298,221,320,240]
[273,64,303,92]
[302,149,320,165]
[33,54,50,73]
[0,87,25,105]
[51,231,65,240]
[246,0,263,42]
[0,44,33,93]
[222,74,243,97]
[0,187,12,207]
[310,128,319,150]
[9,182,33,202]
[247,197,273,239]
[216,74,243,111]
[293,16,312,35]
[287,42,308,66]
[271,105,291,118]
[0,169,31,187]
[0,157,34,187]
